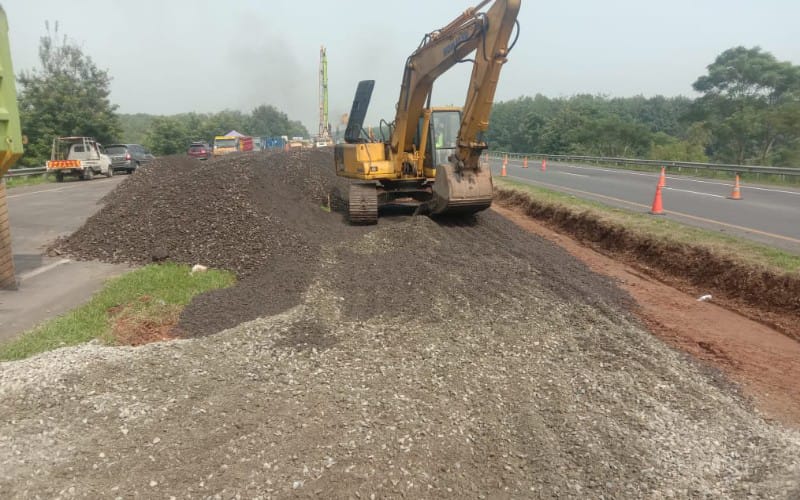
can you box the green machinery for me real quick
[0,5,24,289]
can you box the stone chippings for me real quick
[6,150,798,498]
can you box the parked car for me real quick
[188,141,212,160]
[105,144,153,173]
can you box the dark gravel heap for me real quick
[56,150,367,334]
[57,149,630,337]
[59,150,346,275]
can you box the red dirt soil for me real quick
[494,204,800,429]
[109,297,181,347]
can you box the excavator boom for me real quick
[335,0,521,222]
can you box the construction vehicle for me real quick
[46,136,113,181]
[0,5,23,289]
[213,131,254,156]
[262,136,288,150]
[315,46,333,148]
[335,0,520,223]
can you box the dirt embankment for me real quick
[16,150,797,497]
[494,188,800,341]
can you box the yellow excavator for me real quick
[335,0,521,223]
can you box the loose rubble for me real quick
[5,150,796,498]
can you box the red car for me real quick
[187,142,212,160]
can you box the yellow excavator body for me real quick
[335,0,520,223]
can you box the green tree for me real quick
[118,113,157,144]
[144,117,190,155]
[17,23,121,166]
[249,105,291,137]
[691,46,800,165]
[648,123,709,162]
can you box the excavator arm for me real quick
[336,0,521,222]
[392,0,520,165]
[391,0,520,213]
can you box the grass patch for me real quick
[0,263,235,361]
[496,177,800,274]
[5,174,55,188]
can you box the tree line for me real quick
[120,107,308,156]
[15,27,308,166]
[487,47,800,166]
[14,26,799,167]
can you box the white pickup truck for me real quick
[46,136,113,182]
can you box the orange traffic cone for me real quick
[541,158,547,172]
[658,167,666,188]
[523,156,529,168]
[650,184,665,215]
[501,162,507,177]
[728,175,742,200]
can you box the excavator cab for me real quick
[418,108,461,172]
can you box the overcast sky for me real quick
[4,0,799,134]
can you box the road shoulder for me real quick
[0,259,130,342]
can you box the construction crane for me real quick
[335,0,520,223]
[316,46,332,147]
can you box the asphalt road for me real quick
[1,176,129,340]
[491,158,800,253]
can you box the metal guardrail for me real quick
[5,167,47,178]
[8,154,800,179]
[487,152,800,177]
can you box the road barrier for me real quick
[729,175,743,200]
[649,183,665,215]
[5,167,47,178]
[487,152,800,178]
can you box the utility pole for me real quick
[318,46,331,143]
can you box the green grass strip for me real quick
[5,174,55,189]
[496,178,800,274]
[0,263,235,361]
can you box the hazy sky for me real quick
[4,0,799,134]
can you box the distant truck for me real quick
[213,135,254,156]
[287,137,311,150]
[261,136,287,150]
[46,136,113,182]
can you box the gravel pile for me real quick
[55,150,367,335]
[8,149,796,497]
[57,150,349,277]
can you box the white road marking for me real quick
[502,174,800,245]
[7,186,71,199]
[558,172,588,178]
[7,178,117,199]
[19,259,71,281]
[663,187,725,198]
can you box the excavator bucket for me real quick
[428,163,493,215]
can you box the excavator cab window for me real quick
[430,110,460,167]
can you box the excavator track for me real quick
[348,183,379,224]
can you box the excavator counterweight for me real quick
[334,0,521,223]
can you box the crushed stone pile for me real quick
[15,149,797,497]
[56,150,368,335]
[57,150,348,276]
